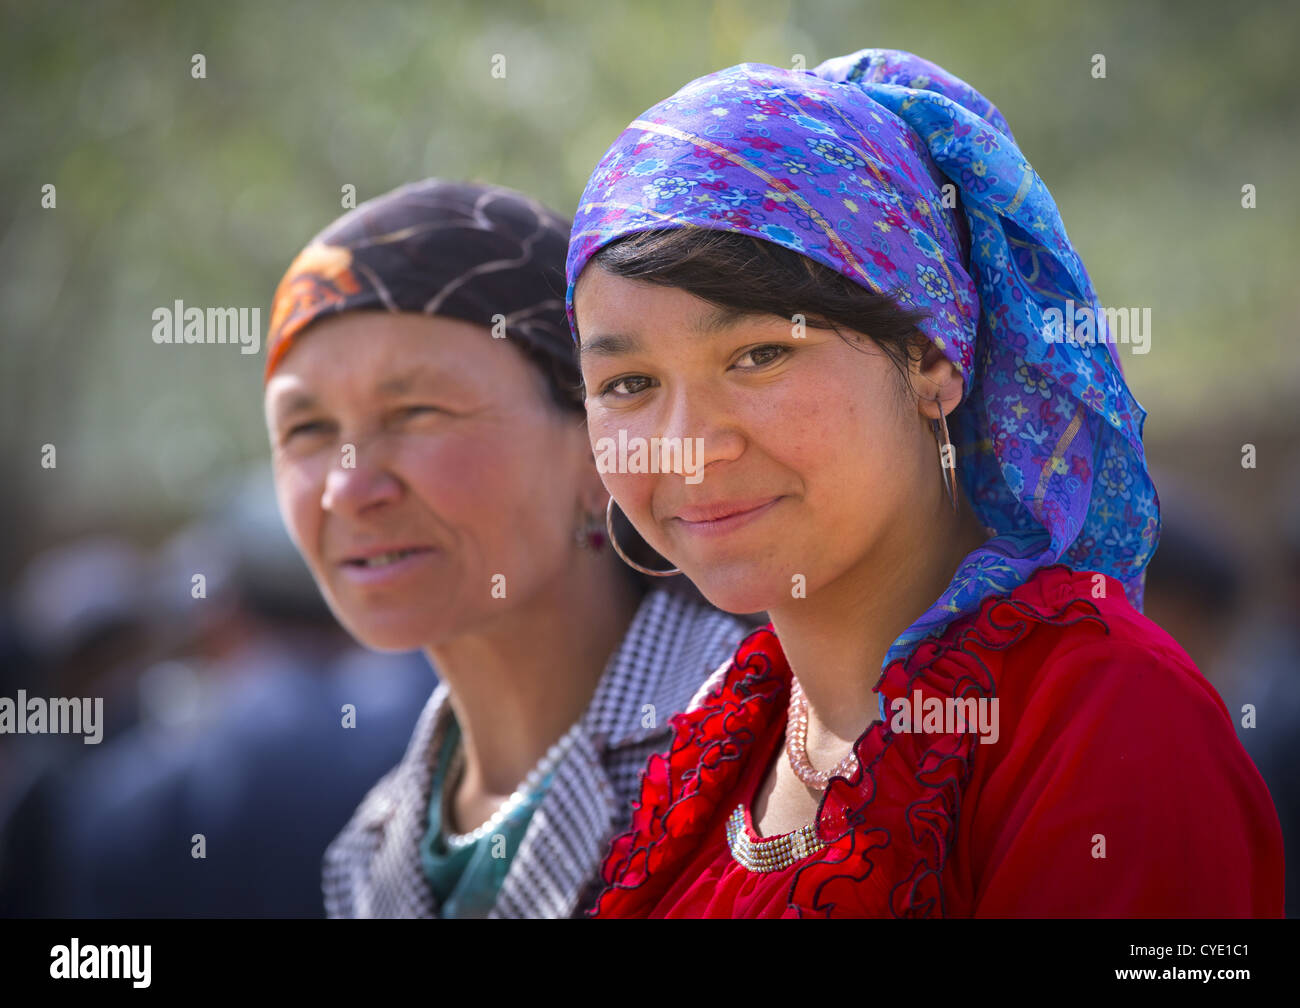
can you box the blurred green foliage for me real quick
[1,0,1297,565]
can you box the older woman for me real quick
[262,179,748,917]
[566,49,1284,917]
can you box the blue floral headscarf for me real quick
[565,48,1160,670]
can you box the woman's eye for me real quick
[285,421,326,440]
[401,405,441,417]
[735,344,790,369]
[600,375,654,397]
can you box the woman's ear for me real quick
[914,341,964,421]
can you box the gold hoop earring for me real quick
[932,401,959,514]
[605,496,681,577]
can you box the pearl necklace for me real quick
[726,804,827,872]
[785,675,860,791]
[442,720,582,850]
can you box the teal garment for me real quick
[419,714,553,918]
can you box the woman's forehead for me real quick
[577,272,745,333]
[266,314,503,397]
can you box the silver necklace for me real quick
[442,720,582,850]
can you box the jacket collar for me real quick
[580,586,743,750]
[357,585,748,918]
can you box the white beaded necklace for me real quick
[441,720,582,850]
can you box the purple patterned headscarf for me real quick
[565,48,1161,671]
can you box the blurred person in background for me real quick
[10,536,156,743]
[0,535,157,913]
[1140,469,1245,694]
[263,179,748,918]
[0,602,33,805]
[0,470,432,916]
[1218,464,1300,917]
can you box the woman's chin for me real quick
[686,570,782,618]
[352,630,429,654]
[336,612,439,654]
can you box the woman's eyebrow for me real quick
[580,311,761,360]
[270,391,316,422]
[698,305,750,333]
[271,366,450,420]
[579,332,641,359]
[374,365,448,396]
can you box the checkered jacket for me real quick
[321,587,748,918]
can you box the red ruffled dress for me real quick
[590,564,1285,917]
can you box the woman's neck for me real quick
[426,560,643,803]
[767,494,990,757]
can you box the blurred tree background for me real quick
[1,0,1297,580]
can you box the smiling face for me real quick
[574,265,946,617]
[264,312,597,651]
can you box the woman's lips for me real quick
[337,546,437,585]
[671,497,783,538]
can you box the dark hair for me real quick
[515,334,586,418]
[581,227,935,401]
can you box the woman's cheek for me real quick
[743,379,824,464]
[585,402,642,443]
[609,470,653,518]
[584,407,658,509]
[276,462,323,565]
[403,434,481,503]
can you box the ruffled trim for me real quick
[590,622,788,913]
[591,563,1114,918]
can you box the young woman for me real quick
[566,49,1284,917]
[262,179,748,917]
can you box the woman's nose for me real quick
[658,384,744,480]
[319,441,402,517]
